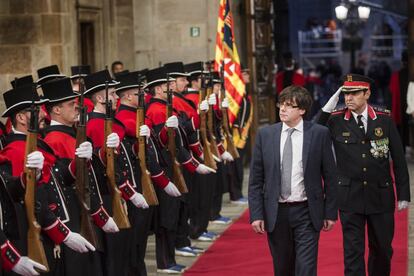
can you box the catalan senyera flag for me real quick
[214,0,245,125]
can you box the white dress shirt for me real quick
[351,105,368,133]
[279,119,307,202]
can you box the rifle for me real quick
[219,65,239,159]
[74,75,99,247]
[103,82,131,229]
[24,89,49,271]
[136,76,158,206]
[199,72,217,170]
[165,74,188,194]
[205,72,220,158]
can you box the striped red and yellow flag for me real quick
[214,0,245,125]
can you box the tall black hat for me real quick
[10,75,34,89]
[164,62,190,78]
[83,69,119,95]
[210,71,221,83]
[144,67,174,89]
[115,72,141,95]
[2,85,48,117]
[41,77,79,103]
[70,65,91,79]
[37,65,65,87]
[184,62,208,76]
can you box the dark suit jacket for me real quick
[248,120,337,232]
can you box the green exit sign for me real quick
[190,27,200,37]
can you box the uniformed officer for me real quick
[84,69,149,276]
[318,73,411,276]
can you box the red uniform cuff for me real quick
[217,143,225,156]
[1,240,21,271]
[119,180,136,200]
[189,142,203,158]
[151,172,170,189]
[182,157,200,173]
[91,206,110,228]
[43,219,70,244]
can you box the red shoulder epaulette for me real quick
[372,106,391,116]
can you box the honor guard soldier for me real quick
[228,66,253,204]
[182,61,219,242]
[114,70,182,275]
[208,72,234,225]
[84,69,149,276]
[163,62,213,258]
[1,84,95,275]
[318,74,411,276]
[145,66,211,273]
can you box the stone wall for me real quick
[0,0,77,110]
[0,0,245,115]
[132,0,244,70]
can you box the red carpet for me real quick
[185,209,408,276]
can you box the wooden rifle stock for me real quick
[219,64,239,159]
[166,77,188,194]
[104,84,130,229]
[24,103,49,272]
[136,86,158,206]
[74,77,99,247]
[205,86,220,158]
[199,83,217,170]
[219,91,240,159]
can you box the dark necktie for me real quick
[357,115,365,134]
[281,128,295,200]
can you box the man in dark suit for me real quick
[248,85,338,276]
[319,74,411,276]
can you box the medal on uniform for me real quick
[374,127,383,137]
[370,138,389,158]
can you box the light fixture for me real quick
[335,5,348,20]
[358,6,370,20]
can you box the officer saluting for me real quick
[318,74,411,276]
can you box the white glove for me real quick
[26,151,44,170]
[139,125,151,138]
[195,164,216,174]
[75,141,93,160]
[102,217,119,233]
[322,86,342,113]
[130,192,149,209]
[163,182,181,197]
[106,133,120,148]
[222,97,229,108]
[221,151,234,162]
[63,231,96,253]
[12,256,47,276]
[208,94,217,105]
[166,115,179,129]
[199,100,209,111]
[398,200,409,211]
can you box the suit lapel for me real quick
[272,124,282,180]
[347,116,365,139]
[302,121,312,172]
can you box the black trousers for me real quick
[267,203,319,276]
[174,169,193,249]
[210,162,226,220]
[228,147,246,201]
[189,173,215,238]
[155,226,177,269]
[340,211,394,276]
